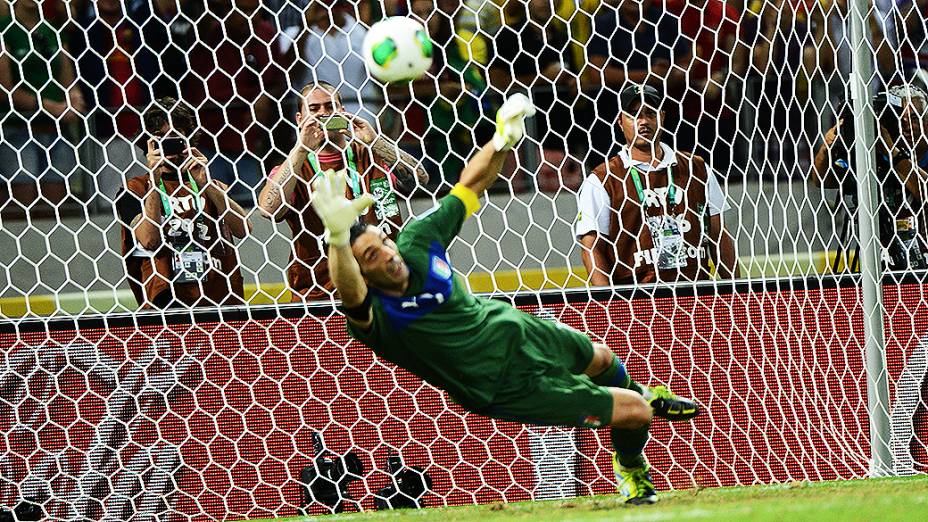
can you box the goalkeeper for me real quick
[311,95,699,505]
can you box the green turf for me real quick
[246,475,928,521]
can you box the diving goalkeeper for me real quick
[311,95,699,505]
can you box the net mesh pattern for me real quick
[1,0,928,519]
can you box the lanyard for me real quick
[157,172,201,218]
[307,146,362,198]
[630,165,675,210]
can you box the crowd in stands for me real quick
[4,1,925,206]
[1,0,927,306]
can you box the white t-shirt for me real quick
[298,15,381,121]
[574,143,730,238]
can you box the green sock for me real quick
[611,425,650,469]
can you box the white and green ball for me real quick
[362,16,433,83]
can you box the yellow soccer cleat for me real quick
[647,385,700,421]
[613,454,658,505]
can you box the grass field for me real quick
[251,475,928,521]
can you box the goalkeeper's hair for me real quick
[349,221,373,246]
[143,97,201,145]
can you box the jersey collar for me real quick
[618,142,677,172]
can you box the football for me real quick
[362,16,433,83]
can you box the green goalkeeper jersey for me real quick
[347,192,528,409]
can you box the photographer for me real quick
[811,85,928,270]
[257,81,428,301]
[116,98,251,309]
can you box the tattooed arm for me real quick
[258,116,322,220]
[257,147,306,221]
[342,113,429,192]
[370,135,430,192]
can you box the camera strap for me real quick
[157,172,202,218]
[629,165,675,211]
[307,147,362,198]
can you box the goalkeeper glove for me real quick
[310,169,375,247]
[492,93,537,152]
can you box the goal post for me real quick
[848,0,892,476]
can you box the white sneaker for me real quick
[492,93,537,152]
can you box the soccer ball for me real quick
[362,17,433,83]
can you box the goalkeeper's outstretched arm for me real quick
[329,239,371,326]
[459,94,537,198]
[310,171,375,314]
[457,142,511,198]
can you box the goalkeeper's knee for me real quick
[589,347,629,389]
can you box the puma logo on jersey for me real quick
[399,292,445,309]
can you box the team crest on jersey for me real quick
[431,255,452,280]
[581,415,602,428]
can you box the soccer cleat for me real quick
[613,454,658,505]
[646,385,700,421]
[492,93,536,151]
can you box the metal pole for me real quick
[848,0,893,476]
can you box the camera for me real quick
[298,433,364,514]
[374,455,433,510]
[160,136,187,157]
[321,115,349,131]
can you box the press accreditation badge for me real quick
[370,177,400,220]
[646,215,687,270]
[172,250,210,283]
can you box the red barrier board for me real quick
[1,283,926,520]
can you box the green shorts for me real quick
[474,313,615,429]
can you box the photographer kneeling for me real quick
[116,98,252,309]
[811,85,928,271]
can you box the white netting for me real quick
[1,0,928,519]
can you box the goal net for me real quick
[1,0,928,519]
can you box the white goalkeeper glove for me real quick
[492,93,537,152]
[310,169,375,248]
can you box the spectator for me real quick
[295,0,381,122]
[750,0,826,176]
[185,0,286,203]
[0,0,84,214]
[809,1,893,118]
[586,0,690,92]
[70,0,152,204]
[400,0,491,187]
[663,0,748,171]
[270,0,380,59]
[257,82,428,301]
[575,84,739,285]
[129,0,202,101]
[457,0,505,36]
[488,0,583,190]
[876,0,927,83]
[116,98,251,309]
[584,0,691,166]
[489,0,577,147]
[553,0,604,85]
